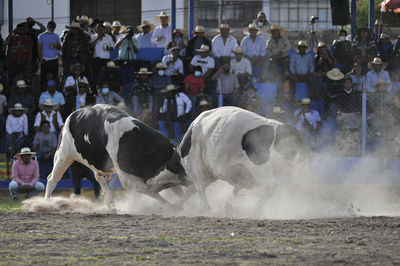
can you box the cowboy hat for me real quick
[137,20,155,32]
[16,80,28,88]
[216,24,231,33]
[198,99,211,107]
[368,57,388,70]
[327,68,345,81]
[8,103,27,113]
[267,24,285,35]
[173,28,183,36]
[39,99,60,111]
[0,83,3,93]
[313,42,331,53]
[78,79,88,86]
[294,40,312,53]
[243,23,262,35]
[379,33,389,39]
[272,106,285,113]
[161,84,179,93]
[196,44,210,53]
[16,147,36,159]
[66,19,82,29]
[78,15,93,25]
[112,20,122,27]
[103,21,111,28]
[194,25,206,33]
[301,98,311,105]
[135,67,153,74]
[233,46,244,54]
[155,62,167,70]
[70,63,85,73]
[106,61,120,69]
[373,79,390,90]
[155,11,171,24]
[245,84,258,91]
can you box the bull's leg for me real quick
[254,184,278,211]
[94,172,114,209]
[45,151,73,199]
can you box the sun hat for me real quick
[155,11,171,24]
[373,79,390,90]
[267,24,285,35]
[272,106,285,113]
[194,25,206,33]
[16,80,28,88]
[198,99,211,107]
[66,19,82,29]
[368,57,388,70]
[78,79,88,86]
[196,44,210,53]
[313,42,331,53]
[39,99,60,111]
[8,103,27,113]
[78,15,93,25]
[243,23,262,35]
[155,62,167,70]
[135,67,153,74]
[112,20,122,27]
[137,20,155,32]
[327,68,345,81]
[103,21,111,28]
[106,61,120,68]
[216,24,230,33]
[301,98,311,105]
[233,46,244,54]
[161,84,179,93]
[16,147,36,159]
[379,33,389,39]
[294,40,312,53]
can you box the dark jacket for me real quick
[186,36,212,60]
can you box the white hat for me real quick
[8,103,27,113]
[155,11,171,24]
[233,46,244,54]
[16,147,36,159]
[196,44,210,53]
[327,68,345,81]
[301,98,311,105]
[137,20,155,32]
[106,61,120,68]
[16,80,28,88]
[368,57,388,70]
[39,99,60,111]
[243,23,262,35]
[112,20,122,27]
[161,84,178,93]
[294,40,312,53]
[135,67,153,74]
[194,25,206,33]
[272,106,285,113]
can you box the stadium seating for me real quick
[295,82,309,101]
[254,83,277,115]
[136,48,165,63]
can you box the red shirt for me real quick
[7,34,33,62]
[184,75,205,96]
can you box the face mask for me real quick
[158,70,165,76]
[102,88,109,94]
[340,36,346,41]
[194,71,201,77]
[258,21,264,27]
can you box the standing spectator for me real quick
[98,61,124,95]
[212,61,240,106]
[25,17,46,67]
[376,33,394,70]
[372,19,384,43]
[241,23,267,82]
[95,82,125,106]
[132,68,153,115]
[103,22,113,41]
[9,147,44,200]
[8,80,36,126]
[186,25,211,60]
[37,21,61,84]
[352,27,376,70]
[0,83,6,139]
[6,103,29,155]
[5,22,33,86]
[39,80,66,110]
[78,15,93,37]
[151,63,171,115]
[61,19,91,77]
[32,120,57,178]
[211,24,238,69]
[184,66,205,117]
[314,42,333,98]
[294,98,322,148]
[256,11,271,43]
[136,21,155,48]
[333,29,353,73]
[90,24,115,85]
[165,29,186,57]
[161,84,192,141]
[290,41,315,99]
[326,68,345,118]
[348,62,366,92]
[189,45,215,80]
[111,21,124,41]
[63,63,91,96]
[240,84,262,115]
[151,11,171,48]
[266,25,290,81]
[365,57,391,93]
[162,47,184,77]
[230,46,252,90]
[34,99,64,135]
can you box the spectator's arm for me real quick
[309,54,315,73]
[23,114,28,136]
[364,72,373,92]
[5,116,11,134]
[35,20,46,33]
[37,42,43,62]
[12,162,24,186]
[178,60,184,75]
[289,54,295,74]
[33,112,41,132]
[183,94,192,114]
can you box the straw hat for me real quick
[0,83,3,93]
[301,98,311,105]
[379,33,389,39]
[233,46,244,54]
[194,25,206,33]
[368,57,388,70]
[327,68,345,81]
[66,19,82,29]
[78,15,93,25]
[70,63,85,73]
[155,11,171,24]
[267,24,285,34]
[155,62,167,70]
[272,106,285,114]
[135,67,153,74]
[106,61,120,69]
[16,147,36,159]
[198,99,211,107]
[161,84,179,93]
[112,20,122,27]
[294,40,312,53]
[8,103,27,113]
[216,24,231,32]
[196,44,210,53]
[243,23,262,35]
[16,80,28,88]
[39,99,60,111]
[103,21,111,28]
[137,20,155,32]
[313,42,331,53]
[373,79,390,90]
[78,79,88,86]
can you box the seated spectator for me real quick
[335,76,362,114]
[39,80,66,111]
[5,103,29,155]
[256,11,271,43]
[348,62,366,92]
[240,84,261,115]
[95,82,125,106]
[186,25,211,60]
[184,66,205,117]
[162,47,184,76]
[98,61,123,94]
[8,80,36,122]
[136,20,155,48]
[70,162,100,199]
[161,84,191,141]
[266,25,290,81]
[32,120,57,178]
[132,68,153,115]
[230,46,252,90]
[165,29,186,57]
[352,27,376,70]
[294,98,322,148]
[189,44,215,80]
[34,99,64,135]
[9,147,44,200]
[151,11,171,48]
[13,64,41,97]
[290,41,315,99]
[314,42,333,98]
[0,84,6,140]
[63,63,91,95]
[64,79,95,117]
[365,57,391,93]
[241,23,267,82]
[376,33,394,70]
[212,60,240,106]
[269,106,287,123]
[198,99,212,114]
[151,63,171,115]
[211,24,238,69]
[333,29,353,73]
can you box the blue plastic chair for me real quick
[295,82,309,101]
[311,100,325,117]
[136,48,165,63]
[158,121,169,137]
[253,83,277,102]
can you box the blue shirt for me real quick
[117,36,139,60]
[241,35,266,57]
[365,70,391,93]
[289,53,315,75]
[349,74,366,92]
[137,32,153,48]
[39,91,65,105]
[38,31,60,60]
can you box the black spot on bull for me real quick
[117,119,179,182]
[69,107,115,172]
[180,127,192,158]
[241,125,274,165]
[274,124,304,160]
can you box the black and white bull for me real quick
[177,106,305,209]
[45,104,185,207]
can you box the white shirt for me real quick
[162,92,192,117]
[190,55,215,75]
[211,34,238,58]
[63,75,91,94]
[91,33,115,59]
[230,57,252,75]
[151,25,171,48]
[6,114,28,135]
[34,110,64,133]
[241,35,267,57]
[162,55,184,76]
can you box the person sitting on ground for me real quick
[230,46,252,91]
[348,62,366,92]
[184,66,205,117]
[266,24,290,81]
[9,147,44,200]
[151,63,171,115]
[95,82,125,106]
[376,33,394,71]
[5,103,29,155]
[365,57,391,93]
[333,29,353,73]
[136,20,155,48]
[211,24,238,69]
[34,99,64,135]
[32,120,57,178]
[294,98,322,148]
[212,60,240,106]
[39,80,66,112]
[240,84,262,115]
[186,25,211,60]
[162,47,184,77]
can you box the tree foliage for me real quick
[356,0,400,28]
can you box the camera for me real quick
[310,16,319,24]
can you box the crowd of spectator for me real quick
[1,11,400,198]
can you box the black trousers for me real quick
[40,59,59,84]
[70,162,100,198]
[166,114,189,140]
